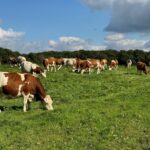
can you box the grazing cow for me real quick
[73,59,92,74]
[8,57,18,67]
[63,58,76,67]
[109,59,119,70]
[100,59,108,70]
[136,61,148,75]
[21,60,46,78]
[43,57,56,72]
[87,59,102,74]
[0,72,53,112]
[55,58,64,70]
[43,57,64,72]
[126,59,132,68]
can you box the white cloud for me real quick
[81,0,150,33]
[48,36,106,51]
[105,33,148,50]
[0,27,26,51]
[0,28,24,40]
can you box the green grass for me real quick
[0,65,150,150]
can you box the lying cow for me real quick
[0,72,53,112]
[21,60,46,78]
[137,61,148,75]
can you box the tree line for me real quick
[1,47,150,66]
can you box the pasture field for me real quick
[0,65,150,150]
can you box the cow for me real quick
[73,59,92,74]
[100,59,108,70]
[87,59,102,74]
[21,60,46,78]
[55,58,64,70]
[136,61,148,75]
[43,57,56,72]
[109,59,119,70]
[63,58,77,67]
[126,59,132,68]
[0,72,53,112]
[43,57,64,72]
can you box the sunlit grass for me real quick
[0,65,149,150]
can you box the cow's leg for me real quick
[23,94,30,112]
[50,65,53,72]
[77,68,81,73]
[46,65,49,71]
[57,65,62,70]
[54,65,57,72]
[81,69,85,74]
[88,68,92,74]
[97,67,100,74]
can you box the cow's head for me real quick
[43,95,53,111]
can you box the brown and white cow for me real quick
[21,60,46,78]
[100,59,108,70]
[136,61,148,75]
[0,72,53,112]
[109,59,119,70]
[87,59,102,74]
[43,57,64,72]
[73,59,92,74]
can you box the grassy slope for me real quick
[0,65,149,150]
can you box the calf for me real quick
[0,72,53,112]
[137,61,148,75]
[21,60,46,78]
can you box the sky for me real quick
[1,0,150,53]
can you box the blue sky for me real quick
[0,0,150,53]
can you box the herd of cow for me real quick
[0,55,148,112]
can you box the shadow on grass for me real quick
[124,72,137,75]
[0,105,22,112]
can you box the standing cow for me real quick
[136,61,148,75]
[43,57,64,72]
[109,59,118,70]
[126,59,132,68]
[21,60,46,78]
[0,72,53,112]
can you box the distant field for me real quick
[0,65,150,150]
